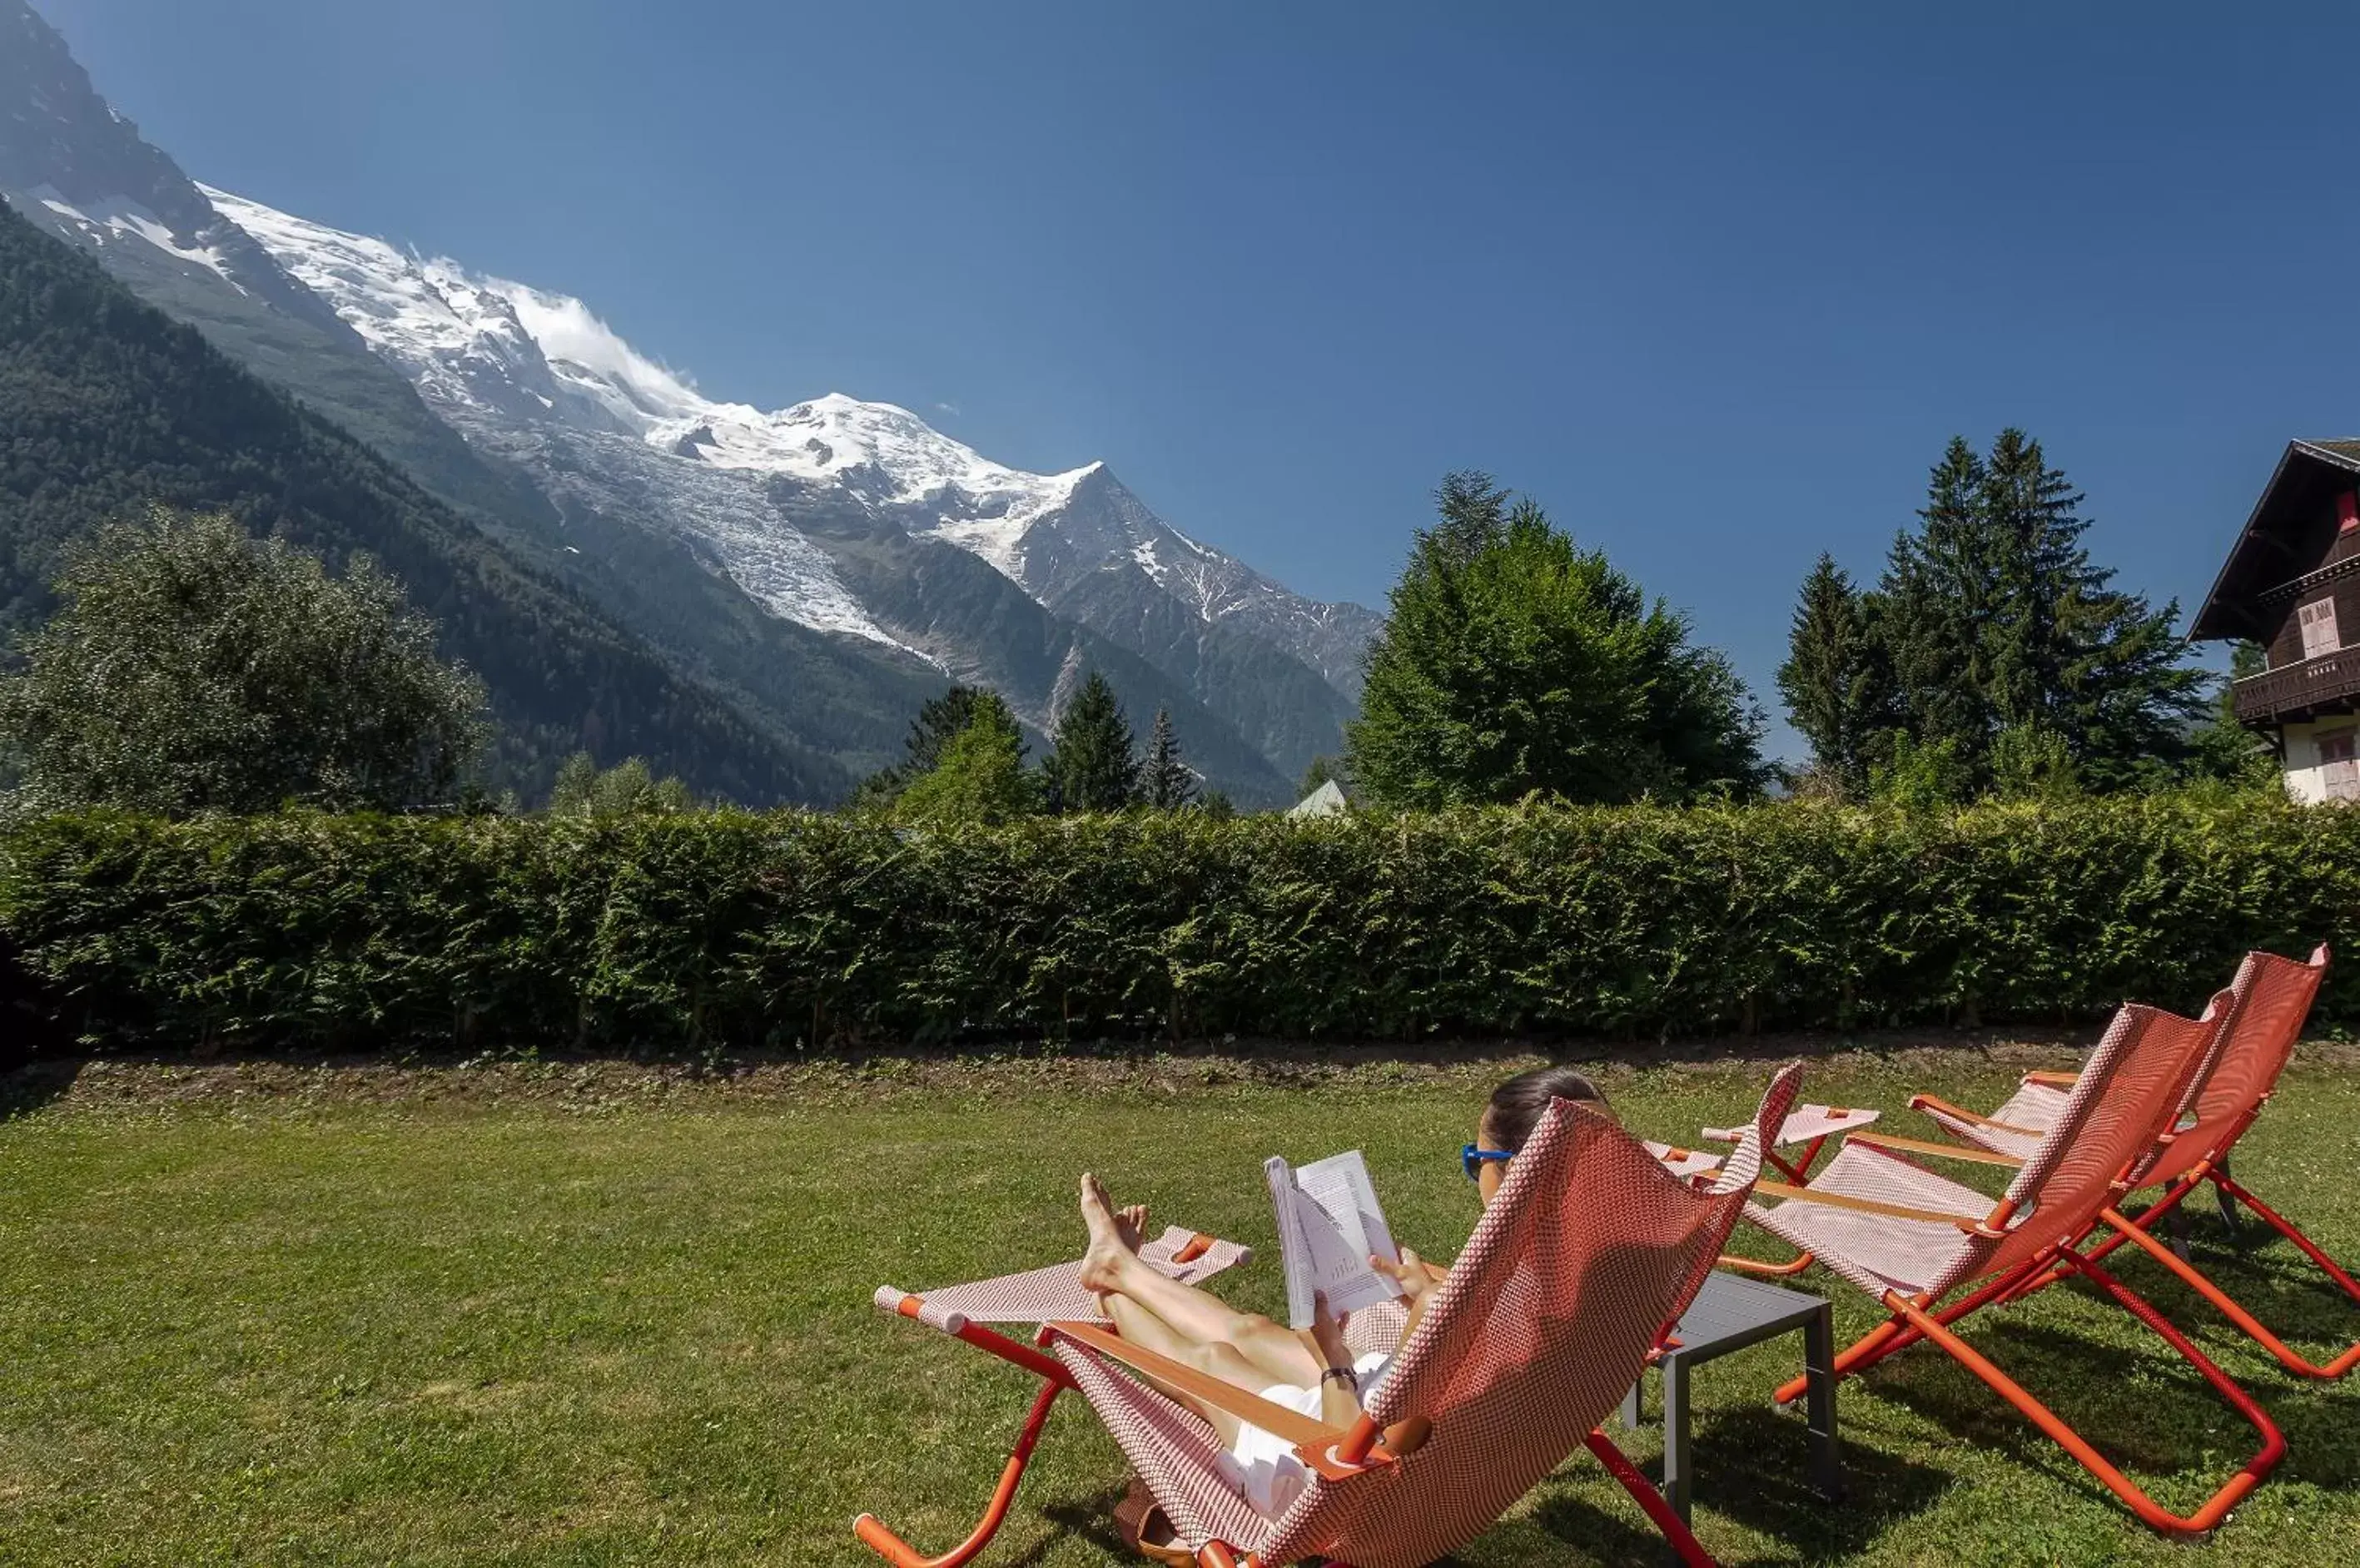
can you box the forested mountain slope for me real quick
[0,196,842,803]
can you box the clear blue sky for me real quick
[40,1,2360,757]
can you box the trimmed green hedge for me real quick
[1,797,2353,1051]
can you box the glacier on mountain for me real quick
[206,186,1096,623]
[197,184,1379,698]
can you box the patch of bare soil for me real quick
[9,1028,2356,1118]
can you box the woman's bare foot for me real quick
[1117,1203,1150,1253]
[1079,1174,1140,1293]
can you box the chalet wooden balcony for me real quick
[2233,650,2360,724]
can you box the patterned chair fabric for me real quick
[1061,1064,1802,1568]
[1750,1002,2219,1301]
[877,1227,1253,1329]
[1919,948,2328,1185]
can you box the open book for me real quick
[1264,1149,1404,1331]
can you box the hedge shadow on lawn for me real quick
[0,1059,76,1119]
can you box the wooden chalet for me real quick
[2194,439,2360,801]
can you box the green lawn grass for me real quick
[2,1049,2358,1566]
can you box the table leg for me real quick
[1661,1354,1692,1523]
[1621,1377,1643,1431]
[1803,1302,1842,1501]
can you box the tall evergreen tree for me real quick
[1140,707,1196,810]
[1045,672,1140,811]
[1863,429,2205,791]
[1775,553,1893,794]
[901,687,1017,776]
[1348,474,1766,807]
[1878,436,1995,763]
[1428,469,1513,565]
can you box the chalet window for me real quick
[2320,728,2359,802]
[2299,597,2342,660]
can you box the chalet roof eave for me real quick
[2190,439,2360,642]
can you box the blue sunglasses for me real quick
[1461,1144,1513,1182]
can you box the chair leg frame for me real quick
[1998,1150,2360,1379]
[1583,1427,1718,1568]
[1717,1136,1831,1277]
[854,1317,1079,1568]
[1777,1247,2284,1536]
[2097,1188,2360,1379]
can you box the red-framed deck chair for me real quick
[1745,998,2290,1537]
[1645,1103,1883,1278]
[857,1064,1801,1568]
[1915,946,2357,1380]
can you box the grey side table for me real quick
[1618,1270,1842,1531]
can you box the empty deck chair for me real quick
[1644,1103,1883,1277]
[1916,946,2358,1379]
[1746,999,2288,1536]
[857,1064,1801,1568]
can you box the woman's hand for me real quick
[1300,1291,1364,1426]
[1298,1290,1353,1371]
[1371,1247,1446,1341]
[1371,1247,1442,1310]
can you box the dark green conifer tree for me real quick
[1775,553,1893,794]
[1044,672,1140,811]
[1861,429,2204,792]
[852,685,1022,806]
[1877,436,1995,766]
[1347,474,1766,807]
[1140,707,1195,810]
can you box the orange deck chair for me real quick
[1912,946,2359,1379]
[1743,999,2288,1537]
[1645,1102,1882,1278]
[857,1064,1801,1568]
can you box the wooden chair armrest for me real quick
[1754,1178,1990,1228]
[1850,1130,2026,1168]
[1048,1320,1344,1448]
[1907,1094,2047,1138]
[2022,1069,2080,1089]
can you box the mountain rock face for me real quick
[0,0,345,339]
[205,190,1378,788]
[0,195,843,806]
[0,0,1378,804]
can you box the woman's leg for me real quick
[1097,1291,1255,1448]
[1079,1174,1322,1389]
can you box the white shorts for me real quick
[1215,1352,1393,1518]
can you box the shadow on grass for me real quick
[1850,1296,2348,1515]
[1017,1423,1954,1568]
[2126,1225,2360,1357]
[0,1058,79,1119]
[1025,1483,1152,1568]
[1669,1403,1953,1564]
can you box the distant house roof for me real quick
[1286,779,1349,818]
[2191,439,2360,642]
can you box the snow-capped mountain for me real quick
[0,0,1373,800]
[0,0,345,338]
[206,189,1379,727]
